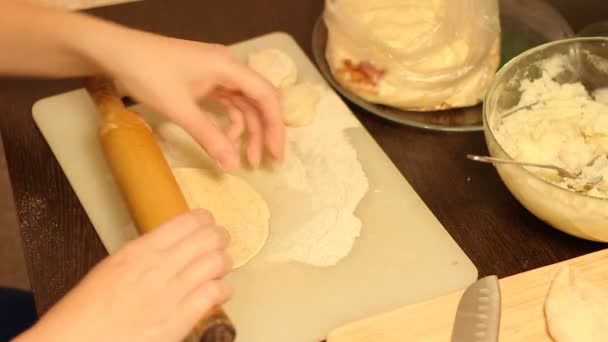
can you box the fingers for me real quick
[223,101,245,142]
[231,96,264,167]
[120,210,215,255]
[161,219,230,276]
[101,208,233,339]
[159,210,232,319]
[172,251,232,297]
[210,87,276,168]
[166,92,240,171]
[180,280,233,326]
[208,92,245,142]
[218,63,285,160]
[155,48,284,169]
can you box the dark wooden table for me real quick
[1,0,607,315]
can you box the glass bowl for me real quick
[483,37,608,242]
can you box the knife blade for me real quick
[450,275,501,342]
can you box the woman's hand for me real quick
[1,1,285,170]
[100,32,285,170]
[16,210,232,342]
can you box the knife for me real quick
[450,275,501,342]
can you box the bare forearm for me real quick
[11,325,46,342]
[0,1,129,78]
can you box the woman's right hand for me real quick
[15,209,232,342]
[2,1,285,171]
[99,31,285,171]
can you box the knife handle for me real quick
[85,76,236,342]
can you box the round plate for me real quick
[311,0,574,132]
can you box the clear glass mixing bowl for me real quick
[483,37,608,242]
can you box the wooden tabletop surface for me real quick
[0,0,607,315]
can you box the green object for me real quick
[500,16,550,69]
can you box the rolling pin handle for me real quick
[199,325,236,342]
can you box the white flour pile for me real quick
[260,87,369,266]
[156,87,369,267]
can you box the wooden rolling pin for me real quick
[85,76,235,342]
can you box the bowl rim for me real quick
[482,36,608,202]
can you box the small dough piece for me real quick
[280,82,321,127]
[248,49,297,88]
[544,266,608,342]
[172,168,270,268]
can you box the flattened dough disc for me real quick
[172,168,270,268]
[545,266,608,342]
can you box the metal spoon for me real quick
[466,154,604,185]
[467,154,579,178]
[500,101,542,118]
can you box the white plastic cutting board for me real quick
[32,32,477,342]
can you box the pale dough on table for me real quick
[248,48,297,88]
[545,266,608,342]
[156,122,217,170]
[157,121,254,170]
[280,82,322,127]
[172,168,270,269]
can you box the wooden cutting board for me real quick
[31,32,477,342]
[328,249,608,341]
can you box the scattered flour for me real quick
[155,87,369,267]
[261,88,368,266]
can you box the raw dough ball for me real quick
[172,168,270,269]
[248,49,297,88]
[545,266,608,342]
[280,82,321,127]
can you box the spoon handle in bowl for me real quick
[466,154,577,178]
